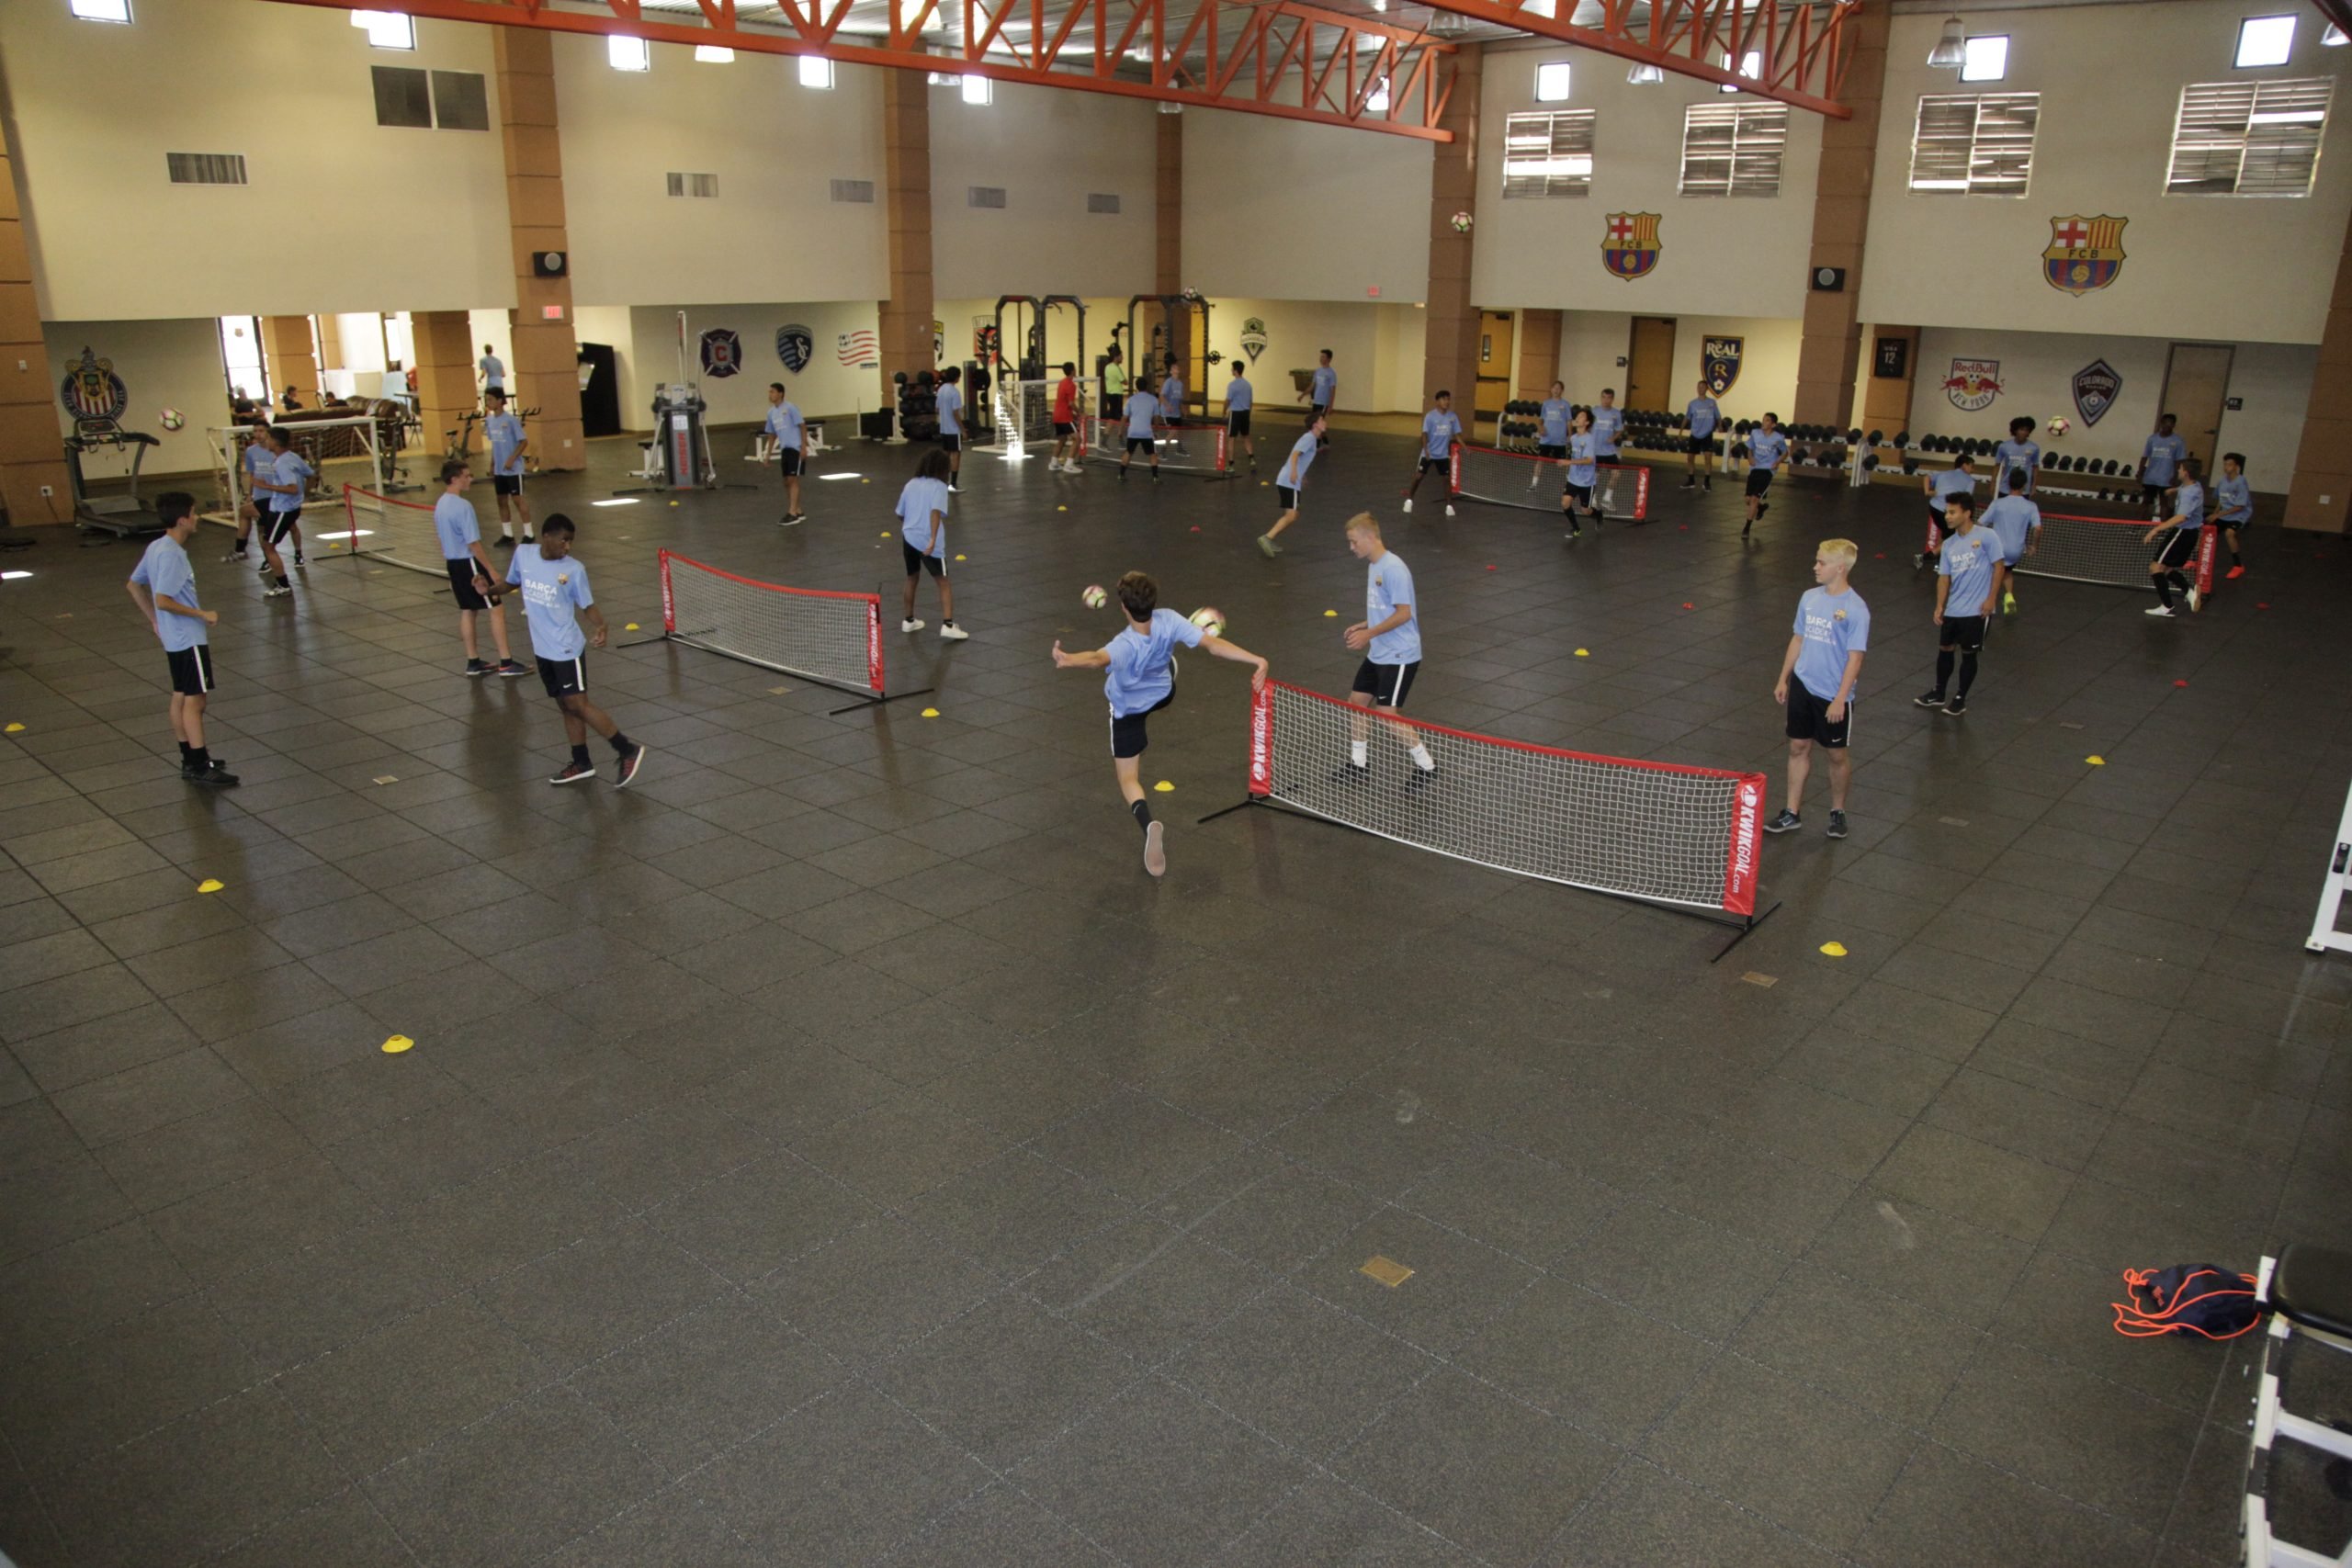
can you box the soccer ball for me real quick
[1081,584,1108,610]
[1190,605,1225,638]
[1450,210,1474,233]
[159,408,186,432]
[2046,416,2071,438]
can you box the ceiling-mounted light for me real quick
[1626,62,1664,85]
[1927,16,1967,68]
[1429,13,1469,39]
[2326,24,2348,45]
[1158,99,1182,115]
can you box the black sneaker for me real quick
[1826,809,1849,840]
[614,745,648,788]
[1913,690,1946,708]
[548,759,597,786]
[1406,766,1439,791]
[1756,503,1770,520]
[499,534,517,547]
[465,659,490,678]
[1331,762,1370,784]
[1742,520,1753,537]
[187,761,239,789]
[1702,476,1713,491]
[1682,476,1696,489]
[495,659,529,678]
[1944,695,1967,717]
[1762,808,1801,834]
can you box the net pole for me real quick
[661,548,677,635]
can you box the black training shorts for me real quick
[1125,436,1154,456]
[1785,684,1850,748]
[1109,690,1173,759]
[940,434,961,453]
[1351,658,1418,708]
[537,654,586,699]
[1538,443,1567,459]
[166,645,216,697]
[2154,529,2199,570]
[1938,615,1987,652]
[447,558,491,611]
[1228,412,1251,437]
[901,540,944,579]
[493,474,524,497]
[1745,469,1774,499]
[266,507,301,545]
[777,447,803,477]
[1688,434,1713,455]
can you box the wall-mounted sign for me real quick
[1941,357,2004,412]
[698,329,742,378]
[776,324,815,372]
[1872,337,1909,379]
[2043,214,2127,296]
[1239,317,1268,363]
[1702,336,1743,395]
[2071,358,2120,426]
[1602,212,1662,281]
[60,346,128,421]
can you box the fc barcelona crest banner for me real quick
[1702,336,1743,396]
[1600,212,1661,281]
[699,328,742,378]
[2042,214,2127,296]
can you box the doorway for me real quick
[2160,343,2233,473]
[1626,317,1678,411]
[1476,310,1515,434]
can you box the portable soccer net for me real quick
[659,548,888,704]
[1448,444,1653,520]
[1083,412,1230,477]
[1932,511,2219,599]
[334,484,446,577]
[203,417,390,524]
[1229,679,1768,924]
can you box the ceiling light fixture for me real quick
[1626,62,1664,85]
[1927,16,1967,69]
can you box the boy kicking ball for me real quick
[1051,572,1268,878]
[1766,538,1868,840]
[503,513,648,787]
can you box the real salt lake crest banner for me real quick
[698,328,743,378]
[1702,336,1743,396]
[1600,212,1661,281]
[2042,214,2127,296]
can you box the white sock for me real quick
[1351,740,1368,767]
[1410,745,1435,771]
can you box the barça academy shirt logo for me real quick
[775,324,814,373]
[1702,336,1743,396]
[2071,358,2121,427]
[1600,212,1661,281]
[1240,317,1269,363]
[2042,215,2127,296]
[60,346,128,421]
[699,329,742,378]
[1941,357,2004,412]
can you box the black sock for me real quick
[2232,548,2243,565]
[1957,651,1979,697]
[275,574,289,588]
[1933,650,1954,694]
[608,732,634,756]
[2167,570,2190,595]
[177,741,192,762]
[1131,799,1152,832]
[571,744,592,767]
[2155,575,2174,606]
[188,747,210,770]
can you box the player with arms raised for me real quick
[1766,538,1868,840]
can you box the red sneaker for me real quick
[2225,565,2245,580]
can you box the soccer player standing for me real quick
[478,344,505,402]
[1258,414,1323,557]
[935,367,967,491]
[1532,380,1571,490]
[1684,379,1720,491]
[2143,455,2207,617]
[2215,452,2252,579]
[254,426,311,597]
[1560,406,1600,538]
[1102,345,1127,423]
[1916,452,1975,569]
[483,389,535,545]
[1051,362,1083,474]
[1589,388,1625,510]
[126,492,236,789]
[2140,412,2187,518]
[897,448,967,640]
[1742,413,1788,537]
[1342,514,1437,786]
[435,459,526,678]
[1983,468,2042,615]
[1049,571,1268,878]
[1303,350,1337,447]
[225,429,276,569]
[765,382,807,525]
[1992,415,2040,497]
[503,515,647,787]
[1765,539,1868,840]
[1403,390,1461,516]
[1917,492,1997,716]
[1119,375,1160,480]
[1225,362,1256,472]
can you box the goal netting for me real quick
[1083,412,1230,477]
[660,548,884,699]
[203,416,389,522]
[1933,510,2218,598]
[1448,444,1653,520]
[985,377,1096,455]
[334,484,445,577]
[1243,679,1765,919]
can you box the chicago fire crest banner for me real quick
[2043,215,2127,296]
[699,328,742,378]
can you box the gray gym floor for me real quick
[1,423,2348,1567]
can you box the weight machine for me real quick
[1128,294,1215,419]
[617,311,731,493]
[64,417,165,536]
[984,296,1091,457]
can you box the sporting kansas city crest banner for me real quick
[2043,214,2127,296]
[1600,212,1661,281]
[699,328,742,378]
[1702,336,1743,396]
[775,324,814,373]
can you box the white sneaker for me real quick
[901,618,925,633]
[939,622,969,640]
[2144,604,2176,617]
[264,583,292,598]
[2186,586,2202,612]
[1402,499,1414,513]
[1143,820,1166,878]
[1444,504,1457,517]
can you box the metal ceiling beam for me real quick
[258,0,1462,139]
[1413,0,1863,118]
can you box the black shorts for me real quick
[1103,393,1125,419]
[1785,685,1850,748]
[166,644,216,697]
[939,434,961,454]
[1276,484,1299,510]
[1351,658,1418,708]
[266,507,301,545]
[2220,513,2250,533]
[1052,421,1074,437]
[1419,457,1447,476]
[1926,504,1947,539]
[1745,469,1773,499]
[1227,412,1251,437]
[1939,615,1987,651]
[537,654,587,699]
[776,447,803,477]
[1110,689,1173,759]
[1688,434,1713,455]
[1310,403,1329,421]
[1564,480,1592,507]
[1538,443,1567,459]
[2142,482,2171,508]
[1125,436,1155,456]
[493,474,525,497]
[447,557,491,611]
[901,540,944,579]
[2154,529,2199,570]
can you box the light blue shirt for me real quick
[1160,377,1187,418]
[1791,585,1867,702]
[1365,550,1420,665]
[1938,525,2000,615]
[434,493,481,561]
[2215,473,2251,522]
[2172,479,2206,530]
[1281,431,1317,488]
[1567,432,1598,487]
[130,536,205,652]
[2141,433,2187,487]
[479,354,504,388]
[503,547,594,661]
[936,384,963,437]
[1928,467,1975,513]
[241,440,273,494]
[1125,395,1159,439]
[1984,494,2040,562]
[1421,410,1462,461]
[1686,397,1720,438]
[896,476,950,555]
[764,401,804,450]
[1102,608,1203,718]
[268,448,312,512]
[485,412,526,478]
[1747,428,1787,471]
[1538,399,1571,446]
[1226,377,1252,412]
[1992,439,2039,494]
[1590,405,1623,456]
[1309,365,1336,405]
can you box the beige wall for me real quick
[552,36,887,308]
[1181,112,1433,303]
[1541,310,1804,425]
[620,301,883,433]
[1859,1,2352,341]
[3,1,512,320]
[1471,41,1824,320]
[1197,298,1423,412]
[931,82,1156,299]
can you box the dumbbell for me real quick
[1860,452,1879,473]
[1848,427,1863,445]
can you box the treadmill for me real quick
[64,417,164,536]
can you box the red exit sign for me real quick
[1365,286,1381,298]
[542,305,566,321]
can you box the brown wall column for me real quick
[0,122,69,526]
[1792,6,1891,432]
[1421,43,1482,412]
[413,311,477,464]
[1859,324,1917,449]
[1515,308,1562,400]
[1157,114,1189,390]
[2285,206,2352,533]
[261,317,318,407]
[494,29,583,470]
[878,70,935,407]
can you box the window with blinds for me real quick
[2167,78,2333,197]
[1679,104,1788,197]
[1907,93,2039,196]
[666,172,719,198]
[1502,110,1596,198]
